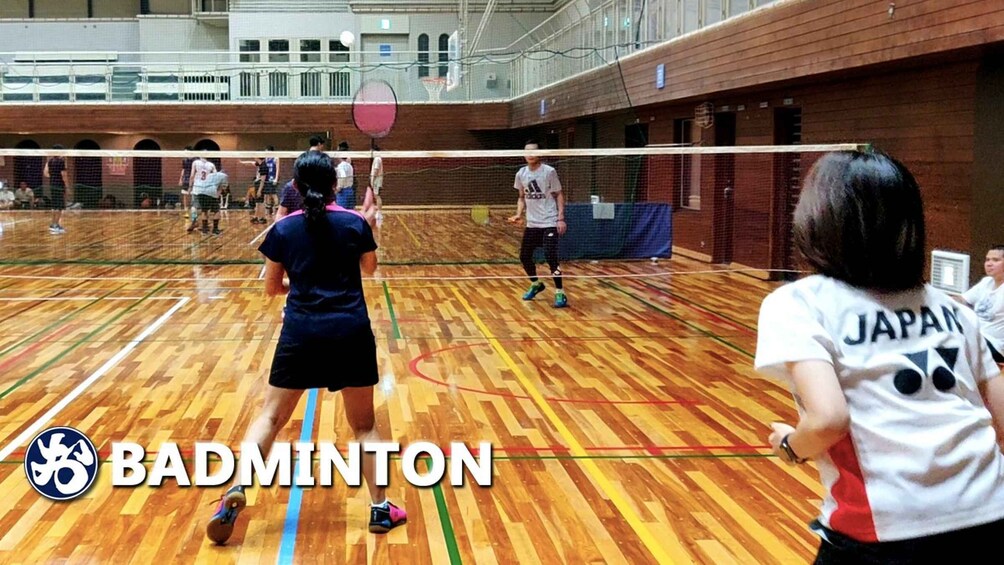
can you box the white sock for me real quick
[371,500,389,509]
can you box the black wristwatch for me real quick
[780,434,807,464]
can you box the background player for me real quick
[251,147,279,224]
[188,152,217,229]
[958,245,1004,364]
[507,139,567,308]
[179,145,194,220]
[188,169,227,235]
[370,144,384,225]
[335,140,355,209]
[43,145,69,234]
[276,135,325,220]
[262,146,280,220]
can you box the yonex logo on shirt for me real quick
[894,347,959,395]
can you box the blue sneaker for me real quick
[206,485,246,545]
[554,292,568,308]
[523,281,545,301]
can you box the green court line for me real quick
[0,285,126,360]
[383,285,460,563]
[0,282,167,401]
[427,457,463,565]
[382,281,402,340]
[600,280,755,359]
[635,279,758,333]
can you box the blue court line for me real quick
[277,388,318,565]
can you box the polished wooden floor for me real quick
[0,207,523,265]
[0,211,822,564]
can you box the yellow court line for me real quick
[395,214,422,247]
[451,288,684,565]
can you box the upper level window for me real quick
[418,34,430,78]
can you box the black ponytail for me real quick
[302,182,326,227]
[292,151,337,234]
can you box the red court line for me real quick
[5,443,770,460]
[408,342,698,406]
[469,443,767,457]
[0,324,77,375]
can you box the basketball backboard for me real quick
[446,31,461,91]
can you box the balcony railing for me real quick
[0,0,783,104]
[193,0,230,15]
[503,0,780,97]
[0,50,508,103]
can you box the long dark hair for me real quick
[293,151,337,229]
[794,150,926,292]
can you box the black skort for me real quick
[269,328,379,391]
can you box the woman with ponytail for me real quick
[206,151,406,545]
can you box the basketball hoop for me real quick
[421,77,446,102]
[695,102,714,129]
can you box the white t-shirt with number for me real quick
[337,160,354,190]
[755,275,1004,543]
[963,277,1004,355]
[514,164,562,228]
[191,159,217,192]
[193,172,227,198]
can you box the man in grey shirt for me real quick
[507,139,568,308]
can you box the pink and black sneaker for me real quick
[206,485,246,545]
[368,501,407,533]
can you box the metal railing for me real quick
[507,0,780,97]
[192,0,230,14]
[0,0,782,103]
[0,50,510,103]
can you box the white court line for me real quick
[0,296,185,302]
[248,222,274,246]
[0,296,190,463]
[0,218,36,227]
[258,264,267,280]
[0,274,263,282]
